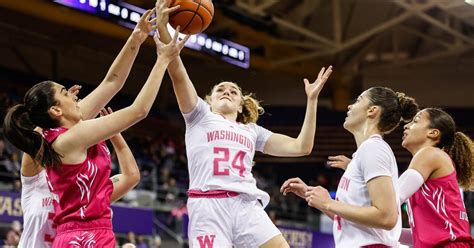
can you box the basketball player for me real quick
[4,10,188,247]
[398,108,473,247]
[14,8,164,247]
[155,1,332,247]
[281,87,419,247]
[18,86,79,248]
[18,107,140,248]
[324,108,473,247]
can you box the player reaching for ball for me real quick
[3,6,189,247]
[12,10,163,248]
[155,1,332,247]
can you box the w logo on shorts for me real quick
[197,234,216,248]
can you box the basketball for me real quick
[169,0,214,35]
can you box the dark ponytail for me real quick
[3,81,62,168]
[396,92,419,123]
[366,87,419,134]
[448,132,474,190]
[424,108,474,190]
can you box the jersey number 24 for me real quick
[213,147,246,177]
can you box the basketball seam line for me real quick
[181,0,203,33]
[169,11,204,33]
[170,10,205,17]
[195,0,213,16]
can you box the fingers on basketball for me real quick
[168,0,214,35]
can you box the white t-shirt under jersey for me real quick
[183,98,273,206]
[334,134,401,247]
[19,169,58,248]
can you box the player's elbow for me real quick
[136,109,149,120]
[103,77,125,89]
[300,145,313,156]
[380,219,397,230]
[129,171,140,187]
[379,211,398,230]
[296,139,314,156]
[124,168,140,187]
[129,106,149,121]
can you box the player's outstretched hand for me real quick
[280,177,309,199]
[133,8,156,44]
[153,26,190,63]
[327,155,351,170]
[155,0,179,29]
[67,85,81,97]
[304,65,333,101]
[99,107,113,117]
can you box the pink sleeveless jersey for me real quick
[43,127,113,230]
[407,170,472,247]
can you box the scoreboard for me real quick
[53,0,250,68]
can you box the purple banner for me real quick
[0,191,23,223]
[0,191,153,235]
[111,204,153,235]
[279,226,334,248]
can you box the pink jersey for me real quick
[407,170,472,247]
[43,127,113,230]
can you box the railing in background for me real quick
[153,218,185,248]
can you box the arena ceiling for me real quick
[167,0,474,73]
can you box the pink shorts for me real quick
[435,240,474,248]
[53,219,115,248]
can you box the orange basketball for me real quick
[169,0,214,35]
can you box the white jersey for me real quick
[183,98,273,206]
[334,134,401,247]
[19,169,58,248]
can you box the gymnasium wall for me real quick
[363,56,474,108]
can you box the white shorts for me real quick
[187,194,281,248]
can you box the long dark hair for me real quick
[3,81,62,167]
[424,108,474,190]
[366,87,419,134]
